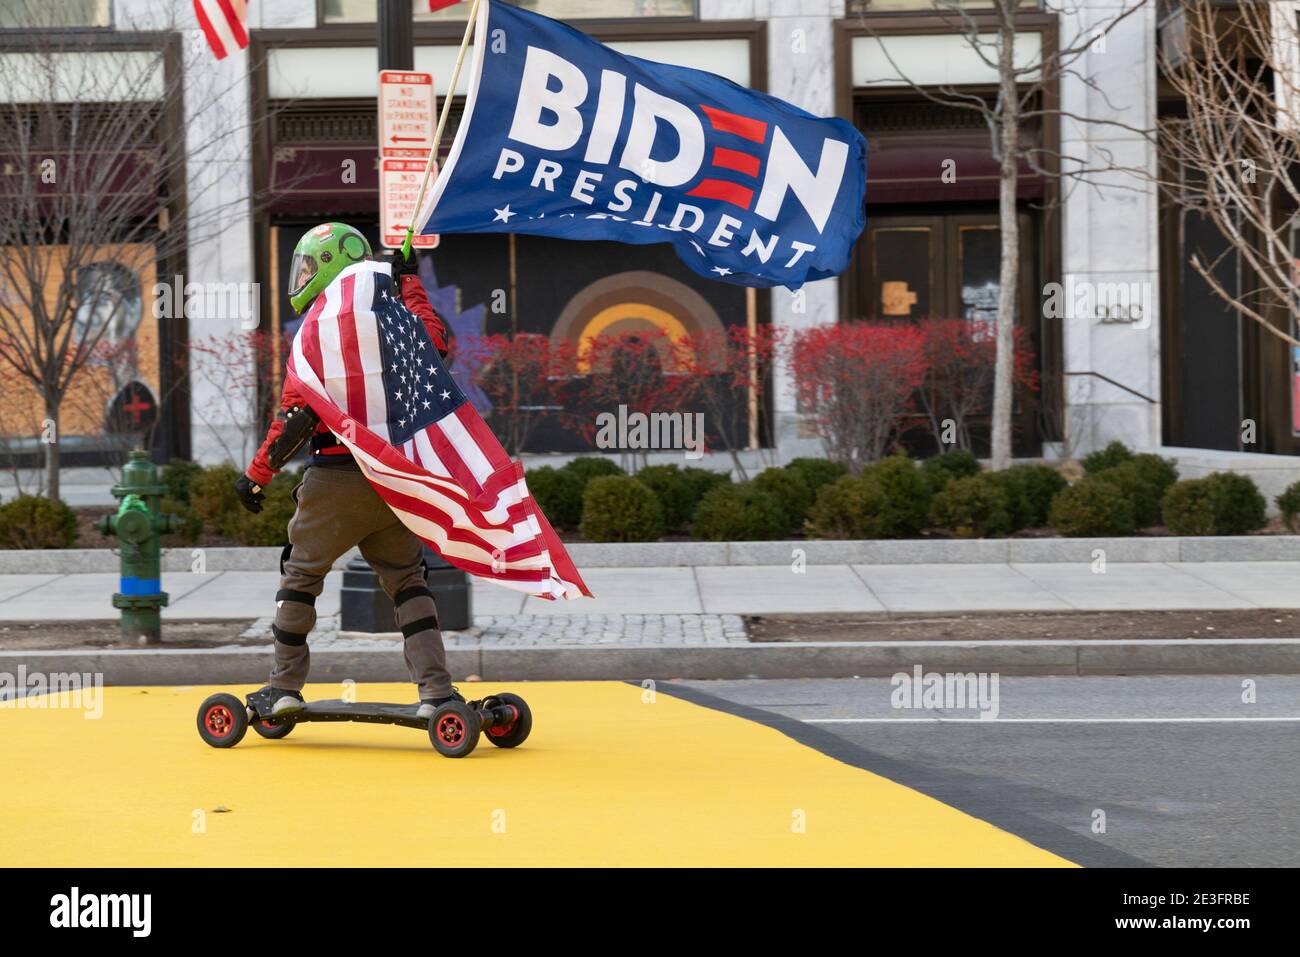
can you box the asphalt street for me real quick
[669,675,1300,867]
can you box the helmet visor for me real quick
[289,252,317,298]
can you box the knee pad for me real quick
[394,585,439,638]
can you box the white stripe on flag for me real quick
[317,282,351,415]
[290,327,327,404]
[437,409,494,486]
[352,269,391,435]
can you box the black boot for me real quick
[247,684,306,717]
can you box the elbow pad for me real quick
[267,405,320,471]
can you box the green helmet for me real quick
[288,222,372,314]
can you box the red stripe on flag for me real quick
[700,104,768,144]
[534,505,592,598]
[334,274,369,430]
[298,295,326,384]
[686,178,755,209]
[214,0,248,47]
[454,403,511,474]
[712,146,761,177]
[192,0,227,59]
[427,0,464,10]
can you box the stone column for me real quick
[1052,0,1162,455]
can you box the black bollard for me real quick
[340,551,472,633]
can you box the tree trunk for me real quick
[990,13,1021,472]
[43,404,60,501]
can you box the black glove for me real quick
[234,474,266,514]
[386,249,419,278]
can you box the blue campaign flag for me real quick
[418,0,867,289]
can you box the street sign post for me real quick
[378,69,439,249]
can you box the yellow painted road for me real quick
[0,682,1074,866]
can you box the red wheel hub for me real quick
[205,705,234,737]
[487,704,519,738]
[436,714,466,746]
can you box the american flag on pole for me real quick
[285,261,592,601]
[193,0,249,60]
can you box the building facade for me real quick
[2,0,1297,491]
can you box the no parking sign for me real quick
[378,70,440,250]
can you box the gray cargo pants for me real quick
[269,464,452,700]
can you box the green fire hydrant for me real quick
[95,450,178,645]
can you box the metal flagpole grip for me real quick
[401,0,484,259]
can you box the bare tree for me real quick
[0,1,279,499]
[1157,0,1300,350]
[854,0,1152,469]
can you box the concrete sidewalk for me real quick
[1,560,1298,622]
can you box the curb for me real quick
[2,535,1298,573]
[5,638,1299,684]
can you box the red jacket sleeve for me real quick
[399,273,448,354]
[246,376,308,487]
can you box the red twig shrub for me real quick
[791,322,927,474]
[678,324,782,479]
[916,319,1039,452]
[566,329,696,457]
[465,333,574,456]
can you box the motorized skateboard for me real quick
[196,690,531,758]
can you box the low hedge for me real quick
[527,465,585,530]
[806,456,933,539]
[807,473,888,539]
[929,474,1013,539]
[161,459,204,505]
[563,456,625,486]
[579,475,664,542]
[189,463,299,546]
[1048,477,1137,537]
[869,453,932,537]
[1278,480,1300,533]
[753,466,813,535]
[1081,440,1133,474]
[636,464,729,532]
[784,457,848,497]
[693,482,787,541]
[920,450,981,494]
[991,464,1066,531]
[1163,473,1266,536]
[0,495,78,549]
[1091,453,1178,528]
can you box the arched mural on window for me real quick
[550,271,725,374]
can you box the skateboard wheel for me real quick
[197,693,248,748]
[252,717,296,740]
[429,701,480,758]
[484,693,532,749]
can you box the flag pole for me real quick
[401,0,483,260]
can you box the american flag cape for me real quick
[284,261,591,601]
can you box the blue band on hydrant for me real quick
[120,577,161,596]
